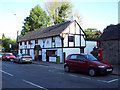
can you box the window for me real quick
[20,42,22,45]
[28,49,30,55]
[52,37,55,42]
[80,48,84,53]
[35,39,38,44]
[70,55,77,60]
[20,49,22,54]
[69,36,74,42]
[78,55,86,61]
[25,42,26,45]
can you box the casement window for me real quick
[20,42,22,45]
[20,49,22,54]
[52,37,55,42]
[25,41,26,45]
[69,36,74,42]
[80,48,84,53]
[29,41,31,44]
[35,39,38,44]
[28,49,30,55]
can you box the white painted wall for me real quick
[63,21,85,48]
[30,49,34,59]
[57,48,63,63]
[81,36,85,47]
[84,41,97,54]
[63,48,80,58]
[44,38,52,48]
[49,57,56,62]
[42,49,46,61]
[55,36,62,47]
[76,23,80,34]
[38,39,43,48]
[75,35,80,46]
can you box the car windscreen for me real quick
[84,55,98,61]
[6,54,13,56]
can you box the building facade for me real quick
[18,20,86,63]
[98,24,120,65]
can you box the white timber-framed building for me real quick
[18,20,86,63]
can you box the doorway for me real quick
[34,45,41,61]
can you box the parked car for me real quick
[2,53,15,61]
[64,54,113,76]
[13,54,33,64]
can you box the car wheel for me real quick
[89,68,96,77]
[13,60,16,63]
[18,60,22,64]
[64,65,70,72]
[29,62,32,64]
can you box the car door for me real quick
[68,55,78,70]
[77,55,89,72]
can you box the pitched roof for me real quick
[98,24,120,41]
[18,21,71,42]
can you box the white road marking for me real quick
[97,80,107,83]
[81,77,91,80]
[37,65,49,67]
[107,79,119,83]
[48,70,54,72]
[58,72,65,75]
[22,79,48,90]
[0,70,13,77]
[69,74,78,77]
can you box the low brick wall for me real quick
[100,40,119,65]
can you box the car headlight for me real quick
[98,66,105,68]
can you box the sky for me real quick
[0,0,119,39]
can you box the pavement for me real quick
[32,60,120,76]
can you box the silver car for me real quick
[13,54,33,64]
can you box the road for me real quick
[0,60,120,89]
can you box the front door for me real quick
[46,51,49,62]
[34,45,41,61]
[34,50,39,61]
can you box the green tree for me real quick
[21,5,51,36]
[45,1,73,25]
[2,33,6,40]
[2,34,17,53]
[84,28,102,41]
[2,38,12,52]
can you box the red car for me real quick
[64,54,113,76]
[2,53,15,61]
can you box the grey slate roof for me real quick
[18,21,71,42]
[98,24,120,41]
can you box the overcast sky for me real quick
[0,0,118,39]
